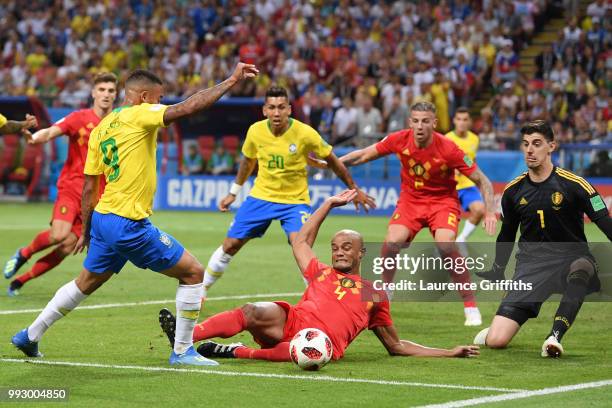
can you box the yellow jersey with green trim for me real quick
[84,103,168,220]
[0,113,7,128]
[242,118,333,204]
[446,130,479,190]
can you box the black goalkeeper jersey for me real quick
[500,167,609,257]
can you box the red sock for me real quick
[447,250,477,308]
[234,342,291,362]
[193,308,246,342]
[15,249,65,286]
[21,230,53,259]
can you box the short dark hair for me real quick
[520,120,555,142]
[454,107,470,116]
[410,101,436,114]
[265,86,289,100]
[93,72,118,86]
[125,69,163,87]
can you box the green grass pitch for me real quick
[1,203,610,407]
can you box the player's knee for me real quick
[223,238,244,255]
[470,202,486,218]
[486,333,510,349]
[241,303,260,326]
[567,258,594,284]
[189,259,205,281]
[49,229,70,244]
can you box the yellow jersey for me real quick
[446,130,479,190]
[84,103,168,220]
[0,113,7,128]
[242,118,333,204]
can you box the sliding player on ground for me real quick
[11,63,258,366]
[340,102,497,326]
[202,86,374,299]
[474,120,612,357]
[4,73,118,296]
[159,190,479,362]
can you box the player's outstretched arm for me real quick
[74,174,101,254]
[466,168,497,235]
[373,325,479,358]
[218,156,258,212]
[0,113,37,135]
[292,190,357,274]
[594,217,612,241]
[163,62,258,125]
[26,125,64,144]
[339,144,382,167]
[324,152,376,212]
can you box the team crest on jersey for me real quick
[412,163,425,176]
[340,277,356,289]
[60,206,68,214]
[288,143,297,153]
[551,192,563,208]
[159,233,172,247]
[392,212,401,220]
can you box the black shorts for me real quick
[496,254,599,325]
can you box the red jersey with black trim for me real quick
[376,130,477,200]
[54,109,103,193]
[297,258,393,359]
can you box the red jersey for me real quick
[297,258,393,359]
[376,129,477,200]
[55,109,102,193]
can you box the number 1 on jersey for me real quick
[537,209,545,228]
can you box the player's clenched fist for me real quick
[218,194,236,212]
[231,62,259,82]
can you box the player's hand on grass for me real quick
[231,62,259,82]
[450,345,480,358]
[353,188,376,213]
[219,194,236,212]
[73,234,90,255]
[326,189,358,208]
[483,211,497,235]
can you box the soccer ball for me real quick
[289,328,333,371]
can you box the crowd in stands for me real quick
[0,0,609,152]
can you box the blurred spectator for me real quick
[331,96,358,145]
[355,94,383,147]
[384,93,409,133]
[182,144,205,176]
[493,40,519,86]
[208,145,235,175]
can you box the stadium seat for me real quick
[222,135,240,155]
[197,135,215,161]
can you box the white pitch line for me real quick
[0,292,302,315]
[0,358,525,393]
[416,379,612,407]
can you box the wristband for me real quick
[229,182,242,196]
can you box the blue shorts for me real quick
[84,211,185,274]
[458,186,484,212]
[227,196,311,239]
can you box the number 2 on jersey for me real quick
[537,209,545,228]
[100,138,120,182]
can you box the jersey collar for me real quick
[267,118,293,137]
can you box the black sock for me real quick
[10,280,23,291]
[548,278,588,342]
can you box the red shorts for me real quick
[389,196,461,237]
[51,188,83,237]
[253,301,341,360]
